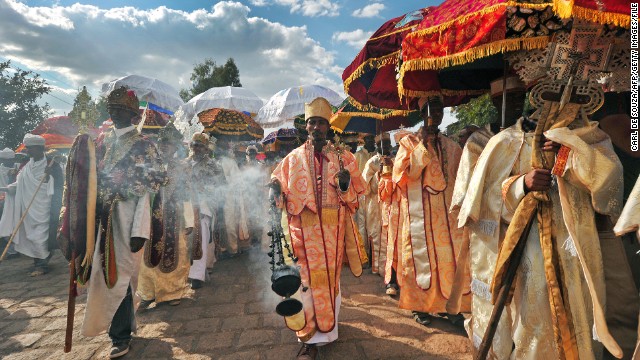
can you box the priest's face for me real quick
[306,117,329,145]
[377,139,392,155]
[108,106,137,128]
[25,145,45,160]
[190,142,209,161]
[363,135,376,152]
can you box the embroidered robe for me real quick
[392,134,470,314]
[271,142,366,342]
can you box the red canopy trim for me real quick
[553,0,630,28]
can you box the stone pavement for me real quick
[0,249,472,359]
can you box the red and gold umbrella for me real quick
[398,0,630,98]
[197,108,264,141]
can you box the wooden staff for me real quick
[64,250,77,353]
[0,168,50,262]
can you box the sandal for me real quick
[412,311,432,326]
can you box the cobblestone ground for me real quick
[0,249,472,359]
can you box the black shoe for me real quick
[110,342,130,359]
[385,283,398,296]
[138,299,154,309]
[190,279,204,289]
[412,311,432,326]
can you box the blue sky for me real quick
[0,0,450,129]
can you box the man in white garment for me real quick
[0,148,17,257]
[187,132,224,289]
[1,134,60,275]
[80,86,165,359]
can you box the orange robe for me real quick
[272,142,366,342]
[392,134,470,314]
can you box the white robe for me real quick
[0,165,16,238]
[10,158,54,259]
[219,156,248,253]
[82,192,151,337]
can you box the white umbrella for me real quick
[256,85,343,128]
[101,74,184,113]
[177,86,263,123]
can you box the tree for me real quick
[0,61,52,149]
[95,96,110,126]
[180,58,242,101]
[447,94,498,137]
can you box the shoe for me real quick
[138,299,154,309]
[447,313,465,326]
[168,299,181,306]
[296,343,318,360]
[28,269,46,277]
[109,343,130,359]
[190,279,204,289]
[385,283,398,296]
[412,311,432,326]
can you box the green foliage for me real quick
[180,58,242,101]
[0,60,52,149]
[447,94,498,136]
[95,96,110,126]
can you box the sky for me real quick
[0,0,455,131]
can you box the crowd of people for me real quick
[0,80,638,360]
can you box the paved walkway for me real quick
[0,249,472,359]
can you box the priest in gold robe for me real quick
[392,96,470,326]
[459,102,625,359]
[270,97,367,360]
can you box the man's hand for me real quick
[542,137,561,153]
[130,237,146,252]
[524,168,553,192]
[337,169,350,191]
[185,227,193,236]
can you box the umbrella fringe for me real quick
[398,36,550,98]
[343,51,400,96]
[554,3,630,28]
[405,2,551,41]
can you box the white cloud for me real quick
[251,0,339,17]
[0,0,344,115]
[332,29,373,49]
[352,3,385,18]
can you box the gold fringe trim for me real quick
[398,36,550,97]
[405,2,551,41]
[346,97,415,116]
[566,5,630,28]
[552,0,574,19]
[368,24,419,42]
[343,51,399,95]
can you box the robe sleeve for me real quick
[501,175,526,223]
[131,192,151,240]
[337,151,365,213]
[362,155,381,197]
[378,173,395,205]
[545,126,624,220]
[392,135,430,192]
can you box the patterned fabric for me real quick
[198,108,264,141]
[272,142,366,341]
[392,134,471,313]
[94,129,165,288]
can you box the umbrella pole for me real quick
[500,60,508,131]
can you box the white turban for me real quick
[23,134,45,147]
[0,148,15,159]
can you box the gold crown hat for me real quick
[304,97,333,122]
[374,132,391,142]
[158,122,184,145]
[490,75,526,98]
[107,86,139,113]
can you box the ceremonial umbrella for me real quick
[330,98,422,135]
[398,0,630,99]
[17,116,100,151]
[262,128,300,145]
[176,86,264,124]
[342,7,435,110]
[198,108,264,141]
[101,74,184,113]
[256,85,343,128]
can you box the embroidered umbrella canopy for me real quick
[176,86,264,124]
[17,116,100,151]
[198,108,264,141]
[256,85,343,128]
[343,8,435,110]
[330,98,422,135]
[398,0,630,98]
[101,74,184,113]
[262,128,300,145]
